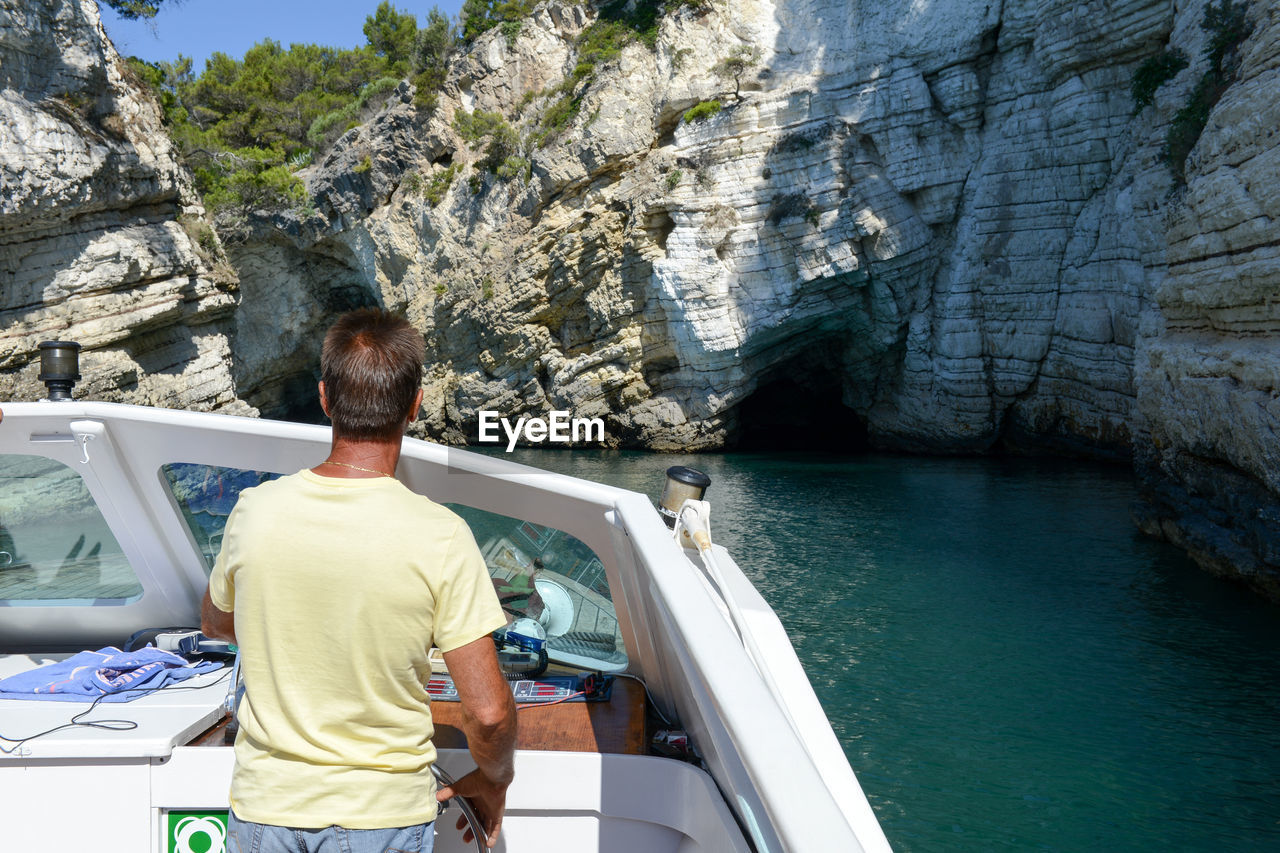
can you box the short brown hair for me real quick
[321,309,424,441]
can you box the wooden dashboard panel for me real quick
[430,675,647,755]
[188,676,648,755]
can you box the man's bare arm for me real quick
[200,586,236,644]
[438,634,517,849]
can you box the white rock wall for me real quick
[243,0,1276,590]
[0,0,247,412]
[1132,0,1280,596]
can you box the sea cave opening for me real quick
[733,372,868,452]
[255,370,327,426]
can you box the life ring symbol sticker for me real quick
[173,815,227,853]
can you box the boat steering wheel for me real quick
[431,763,488,853]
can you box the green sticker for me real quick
[166,811,229,853]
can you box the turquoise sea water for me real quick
[493,448,1280,851]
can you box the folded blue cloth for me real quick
[0,646,221,702]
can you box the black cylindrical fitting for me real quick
[38,340,81,401]
[658,465,712,528]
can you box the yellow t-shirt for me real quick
[208,469,506,829]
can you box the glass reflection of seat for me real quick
[451,504,628,672]
[0,453,140,604]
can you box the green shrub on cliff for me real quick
[578,0,662,65]
[683,100,721,123]
[482,127,522,178]
[454,110,523,178]
[1201,0,1254,73]
[460,0,535,44]
[198,148,308,217]
[307,77,400,149]
[502,20,523,48]
[496,155,530,181]
[1130,49,1188,113]
[454,109,509,143]
[425,164,459,205]
[536,88,582,146]
[1163,0,1254,182]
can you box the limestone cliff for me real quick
[1131,1,1280,596]
[239,0,1179,451]
[2,0,1276,596]
[226,0,1276,593]
[0,0,249,412]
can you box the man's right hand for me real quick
[436,767,510,848]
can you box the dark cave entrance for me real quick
[229,269,379,429]
[733,371,868,452]
[256,371,327,425]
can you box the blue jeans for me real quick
[227,811,435,853]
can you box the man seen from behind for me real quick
[202,308,516,852]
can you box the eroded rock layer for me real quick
[0,0,247,412]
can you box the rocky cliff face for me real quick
[228,0,1275,592]
[244,0,1175,451]
[3,0,1276,596]
[0,0,248,412]
[1131,1,1280,596]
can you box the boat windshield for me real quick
[0,453,142,605]
[448,504,628,671]
[161,463,627,670]
[162,463,281,567]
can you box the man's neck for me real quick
[314,436,402,479]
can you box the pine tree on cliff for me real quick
[102,0,170,19]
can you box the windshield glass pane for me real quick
[0,454,141,605]
[448,504,628,672]
[160,463,627,670]
[161,463,281,571]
